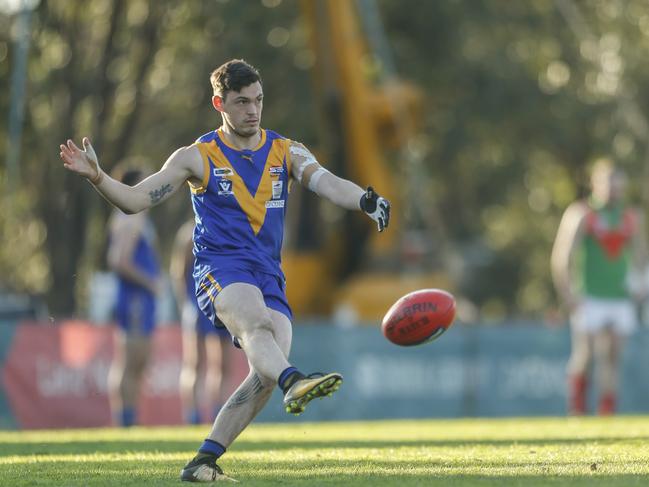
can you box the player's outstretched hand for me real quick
[60,137,102,183]
[360,186,390,232]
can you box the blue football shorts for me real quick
[114,287,156,336]
[195,267,293,332]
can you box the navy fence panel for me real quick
[255,323,649,422]
[0,319,18,428]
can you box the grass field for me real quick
[1,416,648,486]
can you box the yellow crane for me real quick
[283,0,447,321]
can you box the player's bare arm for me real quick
[628,208,649,300]
[108,214,159,294]
[631,209,648,271]
[60,137,203,214]
[169,220,195,308]
[289,140,390,232]
[551,201,588,310]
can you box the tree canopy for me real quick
[2,0,649,321]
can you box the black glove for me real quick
[360,186,390,232]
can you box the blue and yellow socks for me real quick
[198,439,226,460]
[278,366,305,394]
[120,408,136,427]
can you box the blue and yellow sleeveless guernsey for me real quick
[578,202,637,299]
[189,128,293,325]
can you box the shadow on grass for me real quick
[1,436,648,456]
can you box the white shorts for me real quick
[571,297,637,336]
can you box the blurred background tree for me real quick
[1,0,649,320]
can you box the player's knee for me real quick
[180,366,198,384]
[568,352,590,372]
[601,350,618,366]
[573,352,591,369]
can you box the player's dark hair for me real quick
[591,158,622,177]
[120,169,144,186]
[210,59,262,100]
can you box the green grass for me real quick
[1,416,649,485]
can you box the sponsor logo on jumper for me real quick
[213,167,234,177]
[269,166,284,176]
[271,181,283,200]
[218,180,233,196]
[265,200,285,209]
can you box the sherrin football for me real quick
[381,289,456,346]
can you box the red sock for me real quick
[598,393,616,415]
[568,374,587,415]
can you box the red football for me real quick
[381,289,456,346]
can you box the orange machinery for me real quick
[283,0,449,321]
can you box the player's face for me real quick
[592,169,627,204]
[220,82,264,138]
[609,172,628,202]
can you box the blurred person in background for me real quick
[59,58,389,482]
[551,160,648,415]
[107,167,161,427]
[171,218,231,425]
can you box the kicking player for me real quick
[106,167,161,427]
[171,218,231,425]
[59,59,390,481]
[551,160,647,415]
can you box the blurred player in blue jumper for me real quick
[60,59,390,481]
[171,218,231,425]
[106,167,161,427]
